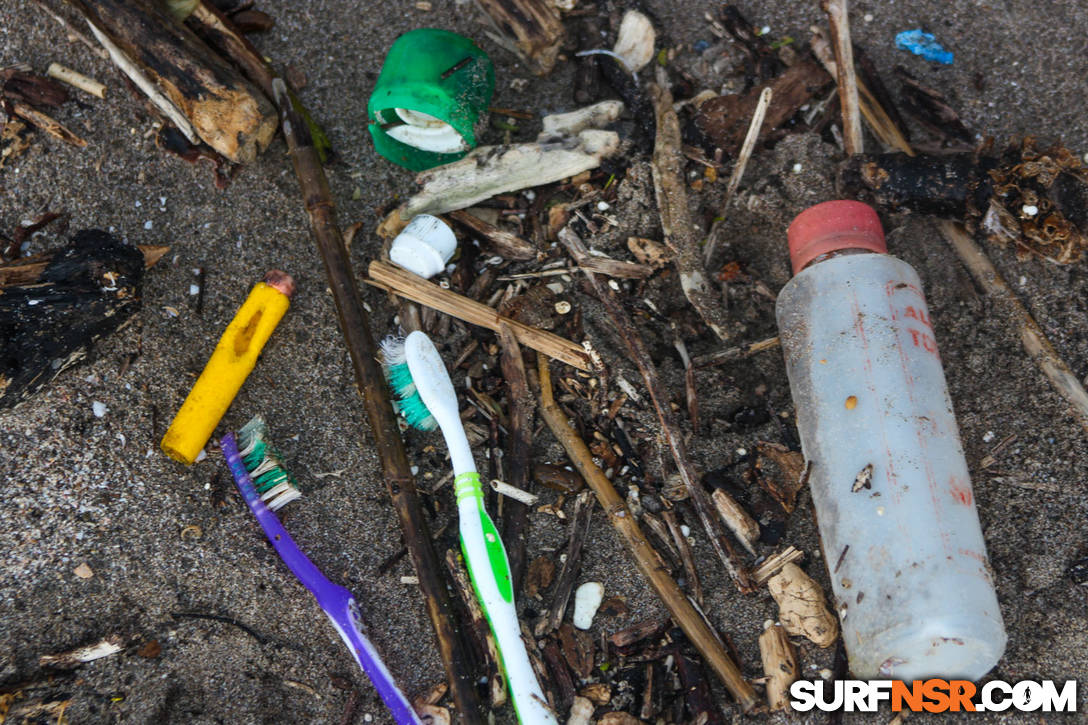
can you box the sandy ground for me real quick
[2,0,1087,723]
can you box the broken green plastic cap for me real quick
[368,29,495,171]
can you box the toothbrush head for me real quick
[380,334,439,431]
[235,415,302,511]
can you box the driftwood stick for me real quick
[937,221,1088,435]
[661,504,704,607]
[536,354,758,711]
[704,87,772,264]
[711,489,759,557]
[445,549,507,709]
[448,209,537,261]
[648,67,731,341]
[692,336,779,369]
[46,63,105,97]
[821,0,863,154]
[498,323,536,590]
[559,227,754,593]
[368,260,593,371]
[750,546,804,586]
[273,80,483,723]
[810,27,912,155]
[538,490,594,636]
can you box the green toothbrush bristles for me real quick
[380,336,438,431]
[236,415,302,511]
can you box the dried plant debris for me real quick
[842,138,1088,262]
[1,230,145,408]
[767,563,839,648]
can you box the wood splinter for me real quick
[759,622,798,711]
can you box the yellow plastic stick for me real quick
[161,270,295,464]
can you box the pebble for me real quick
[792,163,803,173]
[74,562,94,579]
[983,430,995,443]
[92,401,108,418]
[572,581,605,629]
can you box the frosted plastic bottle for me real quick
[775,201,1007,681]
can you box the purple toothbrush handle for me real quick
[221,433,422,725]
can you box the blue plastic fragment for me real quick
[693,39,710,53]
[895,29,954,64]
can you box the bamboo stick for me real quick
[938,221,1088,436]
[368,260,593,371]
[536,354,759,712]
[272,79,483,724]
[46,62,105,97]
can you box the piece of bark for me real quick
[66,0,276,163]
[475,0,565,75]
[674,646,723,725]
[648,69,731,341]
[537,491,595,636]
[558,622,595,680]
[537,356,759,712]
[1,231,144,408]
[389,130,620,224]
[767,563,839,647]
[895,66,973,146]
[755,442,806,513]
[710,489,759,556]
[541,638,576,714]
[609,619,668,653]
[839,152,993,218]
[448,209,537,261]
[2,68,69,107]
[1,243,166,288]
[693,59,832,156]
[758,623,798,711]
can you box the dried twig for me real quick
[46,62,105,97]
[498,324,536,589]
[448,209,538,261]
[750,546,804,586]
[704,87,772,264]
[559,227,754,593]
[661,505,704,607]
[368,260,592,371]
[711,489,759,556]
[648,67,731,341]
[692,336,779,369]
[820,0,863,154]
[537,491,594,636]
[938,221,1088,435]
[273,80,482,723]
[536,355,758,711]
[11,102,86,147]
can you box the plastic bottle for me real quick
[775,200,1006,681]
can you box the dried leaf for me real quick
[626,237,671,269]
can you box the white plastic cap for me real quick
[389,214,458,278]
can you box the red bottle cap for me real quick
[787,200,886,274]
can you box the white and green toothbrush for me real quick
[383,331,557,725]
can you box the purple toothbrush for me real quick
[221,417,422,725]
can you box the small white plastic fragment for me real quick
[92,401,108,418]
[386,108,467,154]
[572,581,605,629]
[612,11,656,72]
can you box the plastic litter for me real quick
[775,201,1005,680]
[895,29,954,65]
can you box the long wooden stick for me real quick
[821,0,863,155]
[273,80,483,724]
[368,260,592,371]
[648,67,731,341]
[559,228,754,593]
[938,221,1088,435]
[536,355,758,712]
[498,324,535,590]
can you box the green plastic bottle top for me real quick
[368,29,495,171]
